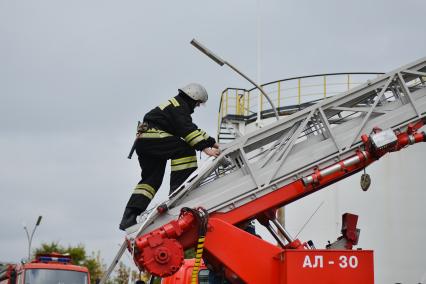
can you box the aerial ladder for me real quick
[101,56,426,284]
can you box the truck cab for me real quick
[0,253,90,284]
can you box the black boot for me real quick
[119,208,139,231]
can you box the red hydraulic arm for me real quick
[129,121,426,283]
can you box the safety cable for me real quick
[180,207,209,284]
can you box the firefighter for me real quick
[119,83,220,231]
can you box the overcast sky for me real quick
[1,0,425,279]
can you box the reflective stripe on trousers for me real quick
[133,183,156,200]
[171,155,198,171]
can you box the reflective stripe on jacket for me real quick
[143,93,216,150]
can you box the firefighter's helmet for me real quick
[179,83,208,103]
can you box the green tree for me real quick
[112,262,130,284]
[33,242,106,284]
[83,251,106,283]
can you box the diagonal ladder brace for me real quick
[318,106,342,153]
[268,109,316,183]
[397,72,421,117]
[260,123,299,168]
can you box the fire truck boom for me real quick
[101,56,426,284]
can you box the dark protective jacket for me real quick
[143,93,216,150]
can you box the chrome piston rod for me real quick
[302,151,369,186]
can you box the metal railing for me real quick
[218,73,385,124]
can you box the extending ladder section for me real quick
[135,56,426,235]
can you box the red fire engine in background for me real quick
[0,253,90,284]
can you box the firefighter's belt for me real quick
[138,128,173,139]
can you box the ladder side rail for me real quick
[330,106,388,114]
[401,70,426,78]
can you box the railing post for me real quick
[242,92,246,116]
[347,74,351,90]
[324,76,327,98]
[235,89,239,115]
[217,94,222,141]
[298,78,301,105]
[222,92,225,117]
[278,81,281,109]
[225,89,229,116]
[247,91,250,116]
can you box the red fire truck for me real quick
[0,253,90,284]
[100,56,426,283]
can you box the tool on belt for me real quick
[127,121,148,159]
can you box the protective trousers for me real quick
[124,131,198,213]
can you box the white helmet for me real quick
[179,83,208,103]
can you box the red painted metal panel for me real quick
[204,218,283,284]
[283,250,374,284]
[204,218,374,284]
